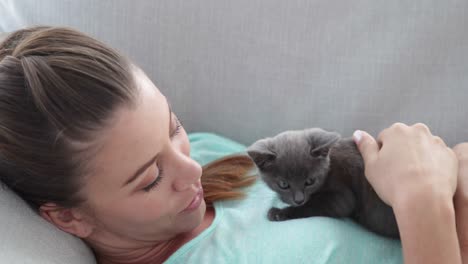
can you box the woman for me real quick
[0,26,465,263]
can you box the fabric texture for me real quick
[166,133,402,263]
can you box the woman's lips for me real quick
[180,188,203,213]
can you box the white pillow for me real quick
[0,186,96,264]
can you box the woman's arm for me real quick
[353,123,461,264]
[394,188,460,263]
[453,143,468,263]
[455,196,468,264]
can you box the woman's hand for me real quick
[353,123,461,264]
[453,143,468,263]
[353,122,457,207]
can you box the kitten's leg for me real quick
[268,188,356,221]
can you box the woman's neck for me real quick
[93,207,215,264]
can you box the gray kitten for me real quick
[247,128,399,238]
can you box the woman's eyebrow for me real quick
[122,98,172,187]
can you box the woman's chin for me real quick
[178,199,207,231]
[176,201,206,233]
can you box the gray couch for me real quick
[1,1,467,263]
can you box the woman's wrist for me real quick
[393,187,455,227]
[392,185,461,264]
[392,178,454,213]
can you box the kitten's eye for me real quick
[305,177,316,186]
[278,180,289,189]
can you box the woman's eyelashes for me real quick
[143,167,164,192]
[170,114,182,139]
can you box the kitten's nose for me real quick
[294,192,305,205]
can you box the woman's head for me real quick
[0,26,136,209]
[0,26,205,244]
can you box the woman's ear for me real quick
[39,202,94,238]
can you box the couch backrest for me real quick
[2,0,467,146]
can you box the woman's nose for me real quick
[172,154,202,192]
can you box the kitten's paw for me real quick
[267,207,288,221]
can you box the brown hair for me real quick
[0,26,255,210]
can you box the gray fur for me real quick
[247,128,399,238]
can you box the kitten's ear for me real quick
[247,139,276,169]
[307,129,341,158]
[310,145,333,158]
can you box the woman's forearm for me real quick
[455,193,468,264]
[453,143,468,264]
[394,190,461,264]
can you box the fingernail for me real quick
[353,130,362,143]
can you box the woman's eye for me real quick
[305,178,316,186]
[143,167,164,192]
[278,180,289,189]
[170,114,182,139]
[142,113,181,193]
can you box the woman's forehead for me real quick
[84,68,169,188]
